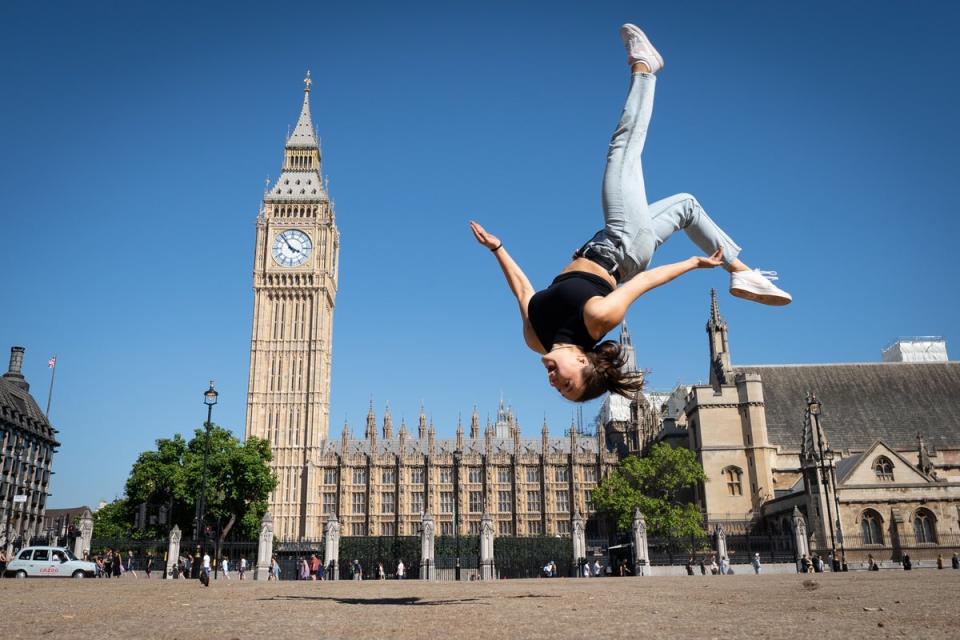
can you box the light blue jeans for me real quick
[579,73,742,283]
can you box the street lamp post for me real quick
[196,381,218,567]
[453,448,462,581]
[809,397,838,572]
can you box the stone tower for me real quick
[245,72,340,541]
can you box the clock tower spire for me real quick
[245,71,340,541]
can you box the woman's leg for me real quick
[641,192,792,304]
[642,193,743,269]
[578,72,657,277]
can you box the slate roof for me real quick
[734,362,960,452]
[286,84,318,148]
[0,376,59,444]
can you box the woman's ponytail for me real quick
[578,340,645,402]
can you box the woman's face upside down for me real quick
[542,347,589,401]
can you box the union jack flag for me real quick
[48,356,57,368]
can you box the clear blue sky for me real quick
[2,1,958,508]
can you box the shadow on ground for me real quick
[257,592,559,606]
[257,595,489,606]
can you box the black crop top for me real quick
[527,271,614,351]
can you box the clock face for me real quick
[272,229,313,267]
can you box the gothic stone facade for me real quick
[245,74,340,539]
[272,403,617,541]
[1,347,59,550]
[673,291,960,560]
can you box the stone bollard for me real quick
[420,512,435,580]
[479,511,495,580]
[572,511,586,577]
[254,512,273,580]
[75,509,94,559]
[324,514,340,580]
[792,506,810,573]
[165,525,182,579]
[715,524,728,572]
[632,507,649,576]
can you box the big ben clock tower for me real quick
[245,72,339,541]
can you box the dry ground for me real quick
[1,571,957,639]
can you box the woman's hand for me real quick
[690,248,724,269]
[469,221,501,250]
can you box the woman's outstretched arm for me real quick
[584,249,724,338]
[470,221,545,353]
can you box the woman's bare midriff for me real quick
[559,258,618,289]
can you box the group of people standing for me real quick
[93,548,153,578]
[293,553,332,580]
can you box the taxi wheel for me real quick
[72,570,86,579]
[15,570,27,579]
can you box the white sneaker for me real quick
[619,23,664,73]
[730,269,792,306]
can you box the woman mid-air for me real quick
[471,23,791,403]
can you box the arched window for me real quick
[859,509,884,545]
[913,509,937,544]
[873,456,894,481]
[723,466,743,496]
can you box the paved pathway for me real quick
[1,571,957,638]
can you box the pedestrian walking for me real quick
[310,554,320,580]
[699,557,706,575]
[145,553,153,578]
[299,557,310,580]
[239,555,247,580]
[800,554,812,573]
[201,552,211,586]
[397,559,405,580]
[582,562,590,577]
[709,555,719,575]
[126,550,138,578]
[952,553,959,570]
[751,552,762,575]
[112,551,123,578]
[268,556,279,581]
[592,560,602,577]
[720,556,729,575]
[377,562,386,580]
[317,561,326,581]
[222,555,231,579]
[352,559,363,580]
[685,557,695,576]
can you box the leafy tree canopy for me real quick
[592,443,707,540]
[123,425,276,542]
[92,499,132,539]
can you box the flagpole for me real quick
[45,356,57,419]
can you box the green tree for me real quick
[92,499,132,539]
[125,435,189,538]
[183,426,276,545]
[123,425,276,542]
[592,443,707,542]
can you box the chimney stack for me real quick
[3,346,29,390]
